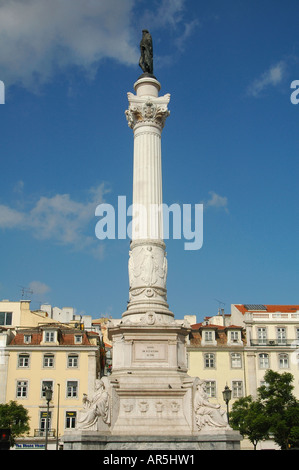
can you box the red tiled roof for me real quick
[234,305,299,315]
[10,329,96,346]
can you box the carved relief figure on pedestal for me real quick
[141,247,157,285]
[129,246,167,289]
[77,379,110,430]
[194,380,229,432]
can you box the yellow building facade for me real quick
[187,322,246,407]
[5,324,100,450]
[187,304,299,450]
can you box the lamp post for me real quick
[222,384,232,424]
[44,385,53,450]
[56,384,60,450]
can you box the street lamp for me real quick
[44,385,53,450]
[222,384,232,424]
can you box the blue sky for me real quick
[0,0,298,321]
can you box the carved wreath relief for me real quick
[121,399,181,417]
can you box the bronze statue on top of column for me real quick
[139,29,154,76]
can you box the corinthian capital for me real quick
[125,92,170,130]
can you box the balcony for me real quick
[250,339,299,347]
[34,429,56,438]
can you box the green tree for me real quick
[0,401,30,446]
[258,370,299,449]
[230,396,270,449]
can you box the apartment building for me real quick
[231,304,299,398]
[187,304,299,449]
[187,319,246,406]
[4,323,101,449]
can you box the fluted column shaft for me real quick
[124,76,171,321]
[132,124,163,240]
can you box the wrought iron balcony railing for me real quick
[34,429,55,438]
[250,339,299,347]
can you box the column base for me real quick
[62,431,242,450]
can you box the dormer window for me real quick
[204,331,213,342]
[24,335,32,344]
[42,329,58,344]
[201,329,216,346]
[74,335,82,344]
[45,331,55,342]
[229,331,240,343]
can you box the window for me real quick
[24,335,31,344]
[279,353,289,369]
[40,411,52,434]
[204,331,213,342]
[230,331,239,343]
[259,353,269,369]
[277,328,286,345]
[74,335,82,344]
[18,353,30,368]
[257,327,267,345]
[68,354,78,368]
[205,381,216,398]
[0,312,12,326]
[65,411,77,429]
[231,353,242,368]
[204,353,215,368]
[16,380,28,398]
[43,354,54,368]
[67,381,78,398]
[41,380,53,398]
[44,331,55,342]
[232,381,243,398]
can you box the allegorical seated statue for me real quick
[194,380,229,431]
[77,379,110,430]
[139,29,154,75]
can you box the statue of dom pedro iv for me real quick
[139,29,153,75]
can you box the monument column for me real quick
[124,76,173,322]
[62,31,242,449]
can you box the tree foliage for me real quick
[0,401,30,445]
[230,370,299,450]
[258,370,299,449]
[230,396,270,449]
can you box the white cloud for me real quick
[0,0,138,90]
[203,191,229,213]
[0,183,109,258]
[0,204,25,228]
[247,61,286,97]
[28,280,51,297]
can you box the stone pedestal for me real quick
[106,316,192,436]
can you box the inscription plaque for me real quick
[133,342,167,362]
